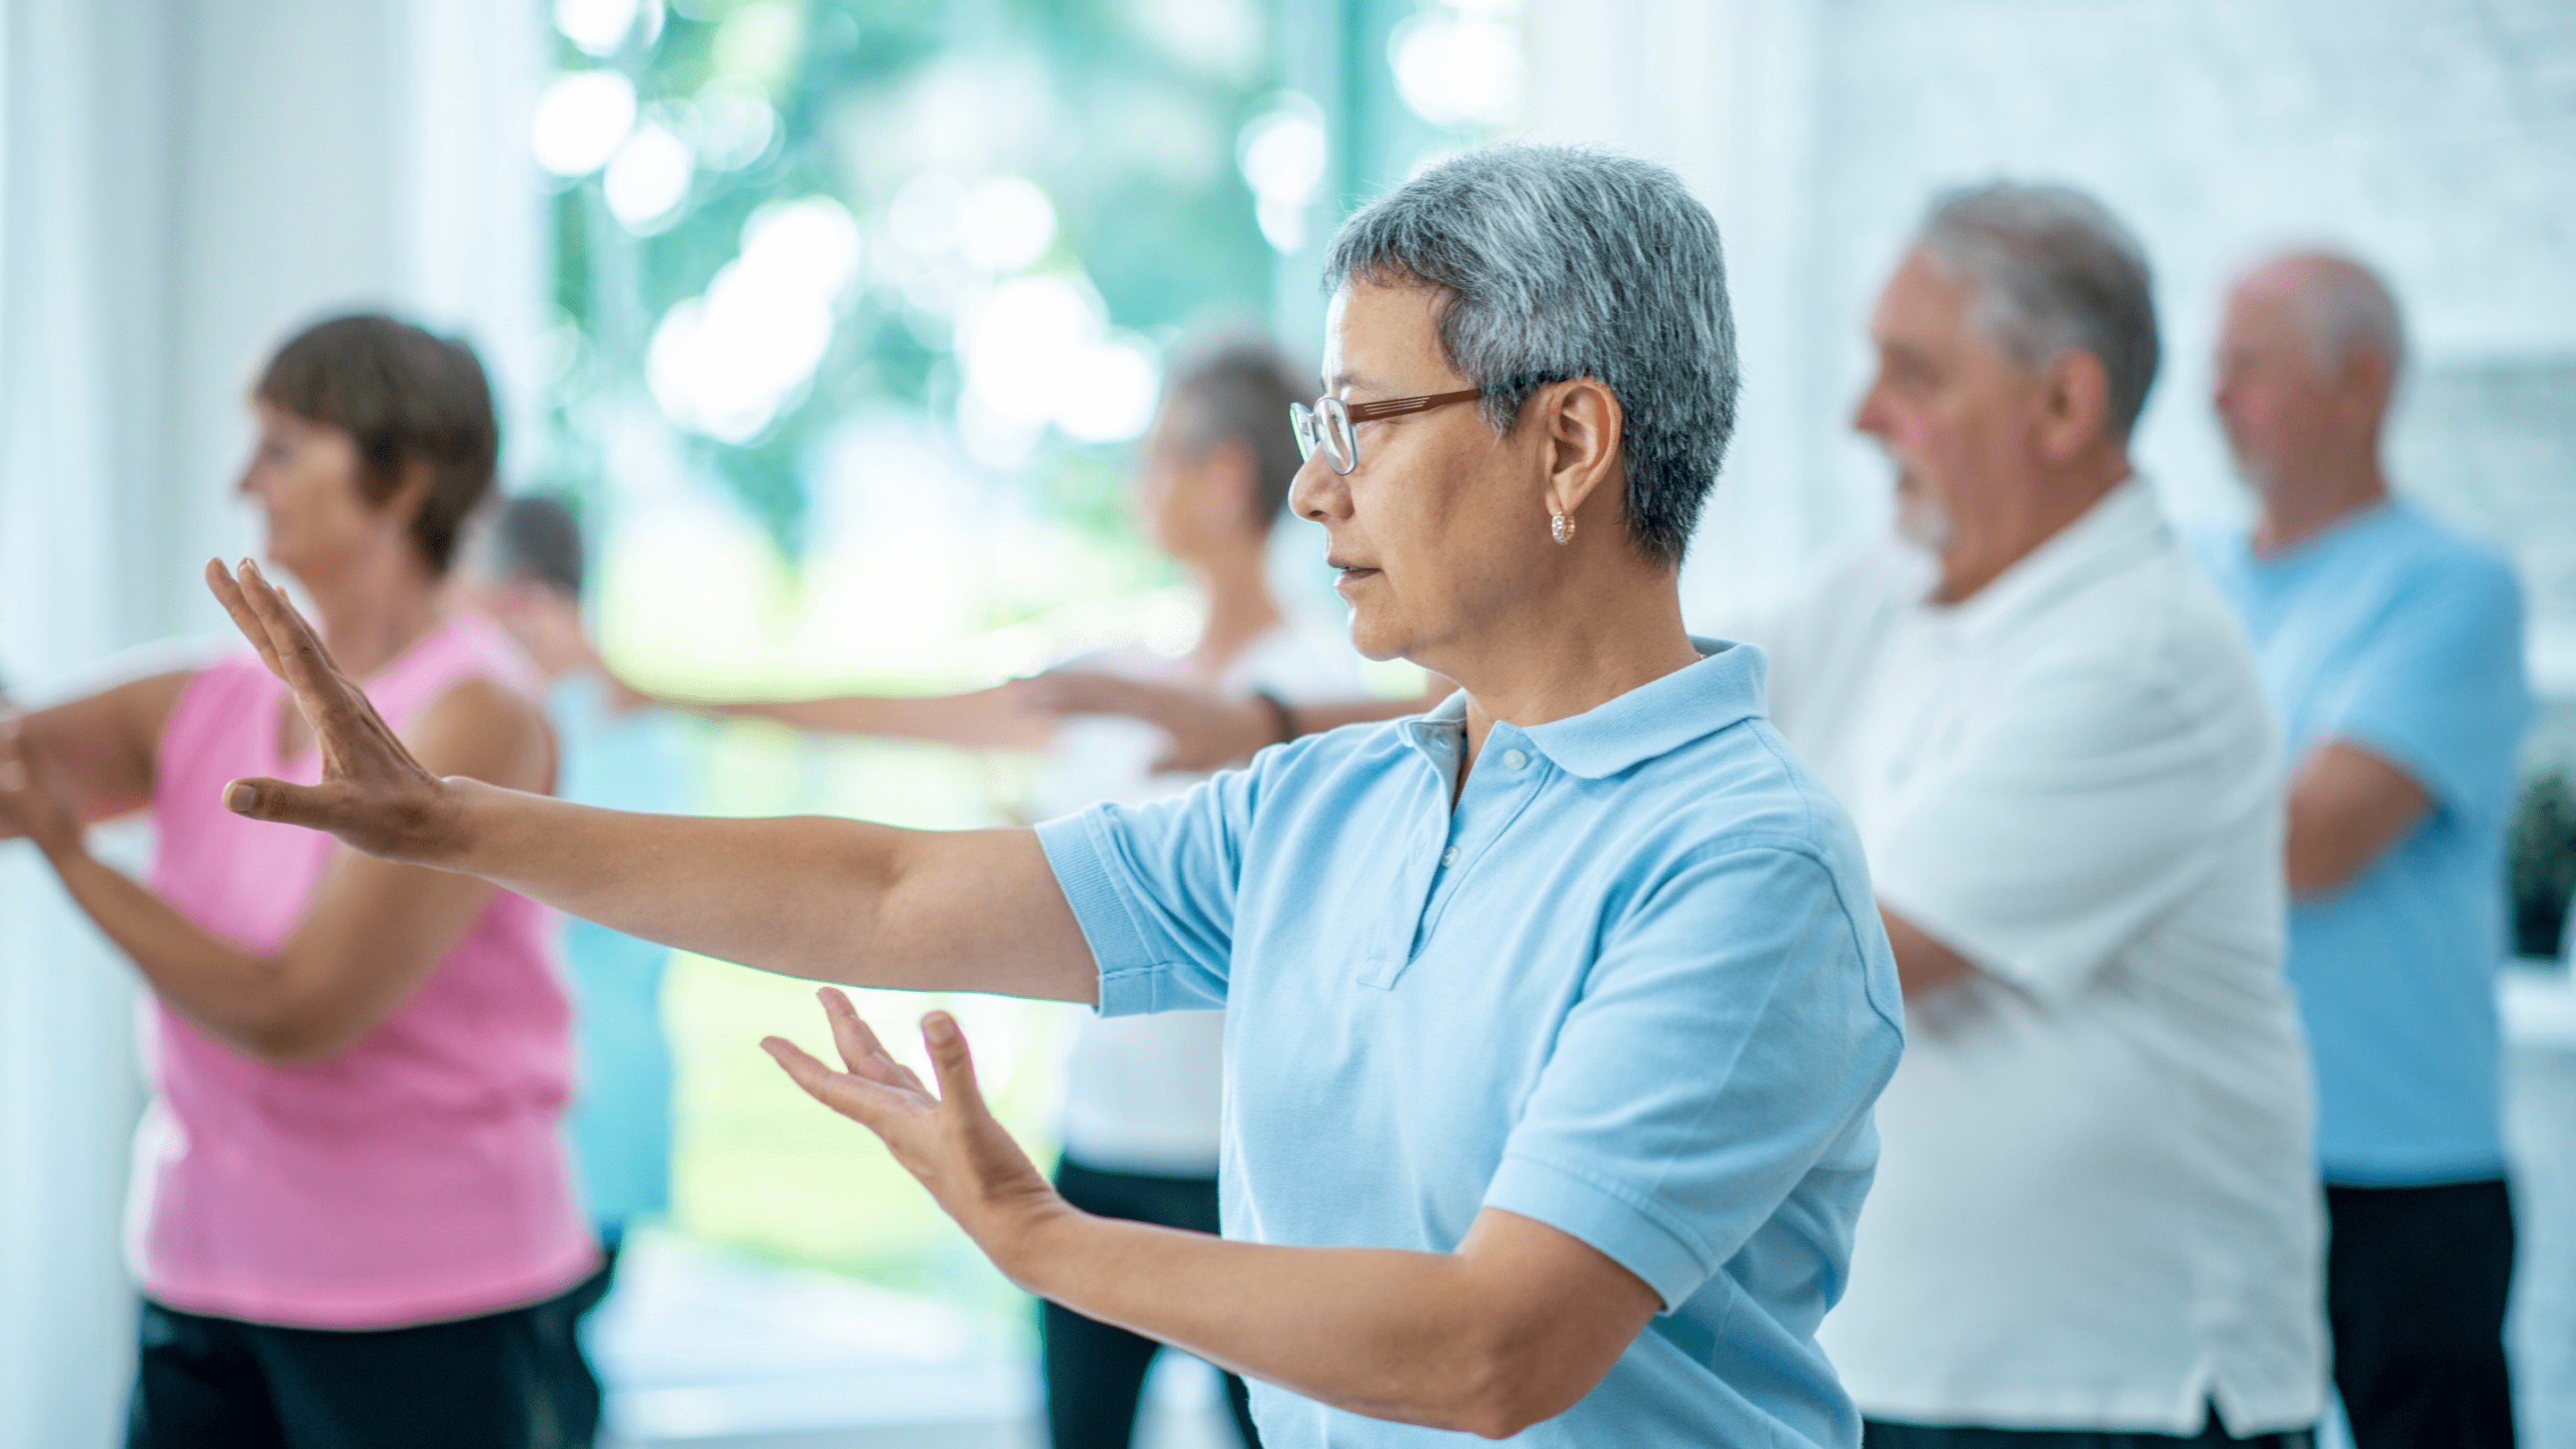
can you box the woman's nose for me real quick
[1286,453,1343,521]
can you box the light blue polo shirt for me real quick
[1036,640,1904,1448]
[2193,504,2530,1185]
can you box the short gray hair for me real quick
[1161,332,1311,530]
[1322,145,1740,565]
[1917,182,2159,441]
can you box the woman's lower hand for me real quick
[763,987,1068,1279]
[203,558,460,866]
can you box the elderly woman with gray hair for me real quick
[203,146,1903,1447]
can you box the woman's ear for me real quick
[380,460,436,534]
[1539,377,1624,522]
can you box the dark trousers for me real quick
[126,1273,603,1449]
[2326,1177,2517,1448]
[1045,1158,1261,1449]
[1864,1411,2312,1447]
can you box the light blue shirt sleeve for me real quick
[2319,554,2528,820]
[1484,841,1894,1310]
[1035,760,1266,1016]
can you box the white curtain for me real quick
[0,1,543,1439]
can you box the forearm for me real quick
[1005,1211,1531,1436]
[39,843,311,1059]
[688,689,1051,751]
[438,780,1092,1001]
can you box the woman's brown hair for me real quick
[256,315,500,575]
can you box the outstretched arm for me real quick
[768,990,1662,1438]
[644,680,1056,751]
[207,560,1097,1004]
[1025,671,1450,774]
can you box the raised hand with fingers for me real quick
[762,987,1067,1278]
[203,557,459,865]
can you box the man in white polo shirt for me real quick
[1733,184,2327,1446]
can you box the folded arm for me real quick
[0,670,195,839]
[208,560,1097,1004]
[2,676,552,1063]
[2284,741,2428,897]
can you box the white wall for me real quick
[0,0,546,1440]
[1518,0,2576,631]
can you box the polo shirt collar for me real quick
[1517,638,1767,780]
[1938,477,2169,640]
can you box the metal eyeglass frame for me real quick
[1290,388,1485,475]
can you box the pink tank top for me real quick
[136,617,597,1329]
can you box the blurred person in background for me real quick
[2195,252,2528,1448]
[1729,186,2326,1446]
[456,494,695,1319]
[202,144,1906,1449]
[0,316,598,1448]
[639,335,1360,1449]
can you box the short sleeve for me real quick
[1482,843,1901,1309]
[1035,760,1264,1017]
[1866,652,2265,1000]
[2316,555,2529,822]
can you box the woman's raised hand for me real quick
[203,558,457,865]
[763,988,1067,1277]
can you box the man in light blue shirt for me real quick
[2196,252,2529,1447]
[217,146,1903,1447]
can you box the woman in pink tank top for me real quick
[0,317,599,1449]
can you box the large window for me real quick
[525,0,1521,1326]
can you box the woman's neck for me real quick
[1444,564,1701,765]
[1185,535,1286,682]
[296,554,445,681]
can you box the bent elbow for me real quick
[1438,1336,1589,1440]
[228,1003,365,1068]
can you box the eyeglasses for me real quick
[1290,388,1484,475]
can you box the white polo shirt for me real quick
[1730,480,2326,1436]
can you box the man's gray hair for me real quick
[1321,145,1739,564]
[1917,182,2160,441]
[1162,332,1312,530]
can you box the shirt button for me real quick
[1440,845,1462,868]
[1502,749,1529,770]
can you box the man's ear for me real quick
[2035,350,2114,464]
[1538,377,1625,522]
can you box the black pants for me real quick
[1864,1410,2312,1447]
[1045,1158,1260,1449]
[127,1273,603,1449]
[2326,1177,2517,1448]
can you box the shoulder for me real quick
[2386,508,2521,610]
[1999,547,2272,761]
[407,674,555,792]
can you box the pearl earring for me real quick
[1550,513,1575,546]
